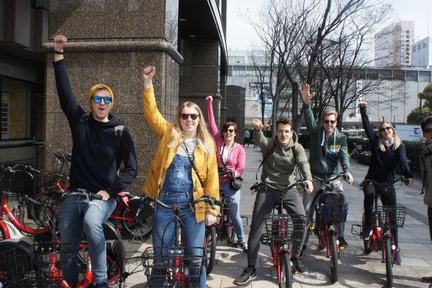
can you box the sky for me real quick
[226,0,432,50]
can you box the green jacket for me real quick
[253,130,312,189]
[303,103,351,179]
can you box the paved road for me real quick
[122,145,432,288]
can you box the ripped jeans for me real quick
[59,194,116,286]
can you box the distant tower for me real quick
[375,21,415,68]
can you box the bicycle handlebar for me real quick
[149,194,220,211]
[313,172,349,183]
[1,163,41,180]
[61,190,103,201]
[360,176,409,192]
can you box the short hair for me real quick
[276,117,293,128]
[421,116,432,130]
[322,109,338,121]
[222,121,238,133]
[87,84,114,106]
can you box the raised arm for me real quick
[141,66,171,137]
[205,96,222,141]
[52,35,81,119]
[301,83,317,130]
[359,102,376,141]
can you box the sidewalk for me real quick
[123,145,432,288]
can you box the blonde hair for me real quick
[168,101,215,155]
[87,84,114,106]
[322,109,339,121]
[378,121,401,151]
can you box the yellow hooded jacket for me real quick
[141,87,219,222]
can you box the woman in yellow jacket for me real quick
[141,66,219,287]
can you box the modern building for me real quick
[227,49,431,127]
[375,21,415,68]
[412,37,432,68]
[0,0,228,192]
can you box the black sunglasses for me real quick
[92,96,112,104]
[224,129,235,133]
[423,128,432,133]
[380,126,392,132]
[180,113,199,120]
[324,120,336,124]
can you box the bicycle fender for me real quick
[103,220,121,240]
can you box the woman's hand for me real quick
[407,178,414,188]
[205,213,217,226]
[206,95,213,102]
[143,66,156,89]
[359,101,368,109]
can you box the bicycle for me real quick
[0,163,52,240]
[308,172,349,284]
[36,152,154,240]
[0,189,126,287]
[351,176,408,288]
[142,195,219,287]
[257,181,307,288]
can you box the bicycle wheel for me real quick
[227,223,236,247]
[120,198,153,240]
[384,237,393,288]
[363,238,372,254]
[204,225,216,275]
[329,233,338,284]
[279,253,292,288]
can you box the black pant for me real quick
[428,207,432,241]
[362,181,399,246]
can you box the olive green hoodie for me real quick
[253,130,312,189]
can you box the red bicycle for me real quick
[351,177,408,288]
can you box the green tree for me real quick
[407,84,432,123]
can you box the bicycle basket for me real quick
[142,246,205,287]
[374,206,407,228]
[0,240,63,287]
[320,201,348,225]
[263,214,306,242]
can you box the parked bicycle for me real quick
[308,172,349,284]
[0,189,126,287]
[257,180,307,288]
[142,195,219,287]
[351,176,408,288]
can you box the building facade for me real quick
[412,37,432,68]
[0,0,228,192]
[375,21,415,68]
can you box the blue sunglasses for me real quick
[92,96,112,104]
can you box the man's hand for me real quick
[53,35,67,51]
[345,172,354,185]
[305,180,314,193]
[251,119,269,131]
[301,83,315,104]
[143,66,156,89]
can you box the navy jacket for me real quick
[53,60,137,198]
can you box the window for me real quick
[1,78,31,140]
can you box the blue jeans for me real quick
[220,183,245,242]
[151,154,206,288]
[59,195,116,286]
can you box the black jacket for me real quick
[53,60,137,198]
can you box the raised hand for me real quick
[301,83,315,104]
[206,95,213,102]
[53,35,67,51]
[142,66,156,89]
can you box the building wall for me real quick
[412,37,432,68]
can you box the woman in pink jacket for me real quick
[206,96,247,252]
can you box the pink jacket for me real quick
[206,100,246,184]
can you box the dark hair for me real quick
[222,121,238,133]
[276,117,293,127]
[421,116,432,130]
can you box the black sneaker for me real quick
[421,276,432,283]
[238,241,248,253]
[234,267,257,285]
[339,236,348,249]
[292,257,306,273]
